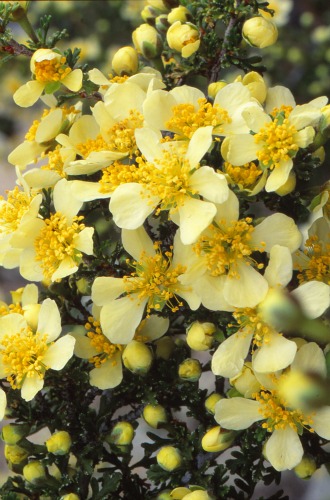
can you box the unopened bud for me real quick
[1,424,30,445]
[242,17,278,49]
[5,444,29,466]
[112,46,139,76]
[166,21,200,58]
[201,426,236,453]
[122,340,153,374]
[178,358,202,381]
[294,455,317,479]
[132,24,163,59]
[60,495,80,500]
[236,71,267,103]
[23,461,46,485]
[46,431,72,455]
[143,404,168,428]
[155,14,170,35]
[156,446,182,471]
[230,362,261,398]
[168,6,192,24]
[205,393,223,414]
[108,422,134,447]
[186,321,215,351]
[207,81,227,99]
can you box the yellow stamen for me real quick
[34,212,85,281]
[297,234,330,285]
[41,146,66,177]
[1,328,51,389]
[34,56,71,83]
[85,317,123,368]
[223,161,262,189]
[99,161,141,194]
[0,187,36,234]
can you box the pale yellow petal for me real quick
[264,245,292,288]
[92,277,125,306]
[177,197,216,245]
[110,183,158,229]
[21,374,44,401]
[221,135,258,166]
[312,407,330,439]
[63,68,83,92]
[37,299,61,341]
[251,213,302,253]
[224,262,268,308]
[215,398,263,430]
[89,354,123,389]
[121,227,155,261]
[100,296,147,344]
[43,335,75,370]
[212,331,252,378]
[186,126,213,168]
[264,428,303,471]
[0,389,6,420]
[13,80,44,108]
[189,166,229,204]
[252,332,297,373]
[291,281,330,319]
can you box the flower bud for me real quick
[178,358,202,381]
[168,6,192,24]
[60,495,80,500]
[156,446,182,471]
[143,404,168,428]
[141,5,162,24]
[5,444,29,466]
[166,21,200,58]
[235,71,267,104]
[155,337,174,359]
[132,24,163,59]
[76,277,91,295]
[108,422,134,447]
[147,0,169,12]
[186,321,215,351]
[182,491,212,500]
[242,17,278,49]
[23,461,47,485]
[230,362,261,398]
[156,491,172,500]
[111,46,139,76]
[1,423,30,445]
[10,287,24,303]
[294,455,317,479]
[8,1,28,22]
[122,340,153,374]
[204,393,223,415]
[207,81,227,99]
[201,426,236,453]
[311,146,325,164]
[275,172,296,196]
[156,14,170,35]
[46,431,72,455]
[23,304,41,331]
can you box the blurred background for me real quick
[0,1,329,497]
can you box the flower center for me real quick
[123,244,187,314]
[85,317,123,368]
[105,109,144,155]
[25,109,51,141]
[0,187,35,234]
[232,307,273,347]
[0,303,23,317]
[297,234,330,285]
[253,389,314,433]
[223,161,262,189]
[42,146,66,177]
[99,161,141,193]
[34,57,72,83]
[138,150,196,213]
[254,107,298,169]
[34,212,85,281]
[165,97,231,139]
[1,327,51,389]
[193,218,264,278]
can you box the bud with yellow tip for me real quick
[23,461,46,485]
[143,404,168,428]
[111,46,139,76]
[132,24,163,59]
[201,426,236,453]
[207,81,227,99]
[45,430,72,455]
[294,455,317,479]
[168,6,192,24]
[205,393,223,414]
[1,424,30,445]
[107,422,135,448]
[122,340,153,374]
[178,358,202,382]
[166,21,200,58]
[156,445,182,471]
[186,321,215,351]
[242,17,278,49]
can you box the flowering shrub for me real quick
[0,1,329,498]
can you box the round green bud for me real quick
[143,404,168,428]
[4,444,29,465]
[45,431,72,455]
[178,358,202,382]
[23,461,46,485]
[156,445,182,471]
[294,455,317,479]
[108,422,134,447]
[186,321,215,351]
[122,340,153,374]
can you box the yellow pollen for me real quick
[223,161,262,189]
[34,212,85,281]
[25,109,51,141]
[0,303,23,317]
[85,317,123,368]
[41,146,66,177]
[165,97,231,139]
[123,245,186,314]
[193,218,263,278]
[0,187,35,235]
[254,107,298,169]
[138,150,196,213]
[297,234,330,285]
[233,307,273,347]
[34,56,71,83]
[105,109,144,156]
[99,161,141,193]
[1,327,51,389]
[109,74,129,84]
[253,389,314,433]
[76,135,109,157]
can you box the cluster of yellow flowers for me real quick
[0,0,329,494]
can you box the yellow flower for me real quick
[112,46,139,76]
[13,48,83,107]
[0,298,75,401]
[166,21,200,58]
[242,17,278,49]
